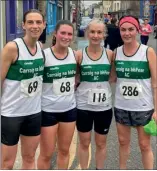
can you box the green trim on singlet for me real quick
[43,63,77,83]
[6,58,44,81]
[115,60,150,79]
[80,64,111,82]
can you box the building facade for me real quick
[1,1,6,48]
[57,0,63,21]
[6,0,36,42]
[140,0,157,25]
[46,0,57,34]
[103,1,112,15]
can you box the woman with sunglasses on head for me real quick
[76,19,113,170]
[113,15,157,169]
[37,20,77,170]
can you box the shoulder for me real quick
[4,41,18,51]
[106,48,113,57]
[147,47,156,59]
[44,47,51,53]
[38,41,43,49]
[105,48,113,63]
[2,41,18,62]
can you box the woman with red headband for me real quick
[113,15,157,169]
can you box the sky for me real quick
[84,0,101,8]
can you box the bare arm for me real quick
[1,42,18,87]
[107,49,117,84]
[74,50,83,89]
[147,47,157,122]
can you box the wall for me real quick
[1,1,6,48]
[46,0,57,34]
[6,0,36,42]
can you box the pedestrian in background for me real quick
[105,18,123,51]
[39,23,47,44]
[113,15,156,169]
[140,18,152,45]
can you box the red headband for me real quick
[119,16,140,31]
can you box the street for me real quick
[13,34,157,170]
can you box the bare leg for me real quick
[78,131,91,169]
[57,122,76,169]
[116,123,131,169]
[37,124,58,169]
[137,126,154,169]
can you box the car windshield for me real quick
[81,19,92,26]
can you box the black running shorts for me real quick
[41,108,77,127]
[1,112,41,146]
[76,109,113,135]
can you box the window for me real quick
[117,3,119,11]
[16,1,23,33]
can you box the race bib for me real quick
[120,82,143,99]
[88,89,108,105]
[20,76,43,97]
[53,77,75,96]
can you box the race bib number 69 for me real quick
[20,76,43,97]
[120,82,143,99]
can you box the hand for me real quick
[152,111,157,123]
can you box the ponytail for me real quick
[52,35,56,46]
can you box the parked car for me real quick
[78,18,92,37]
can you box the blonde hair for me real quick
[85,19,107,38]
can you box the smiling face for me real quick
[22,12,45,40]
[87,22,105,45]
[120,22,138,44]
[55,24,74,48]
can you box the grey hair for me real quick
[85,19,107,38]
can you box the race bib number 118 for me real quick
[88,89,108,106]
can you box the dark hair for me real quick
[119,15,140,26]
[111,18,117,24]
[52,20,74,46]
[23,9,44,23]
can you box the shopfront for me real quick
[6,0,36,42]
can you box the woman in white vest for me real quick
[76,19,113,169]
[1,9,45,169]
[37,20,77,169]
[113,15,157,169]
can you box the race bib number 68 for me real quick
[53,77,75,96]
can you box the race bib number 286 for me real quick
[120,82,143,99]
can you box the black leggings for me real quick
[140,35,149,45]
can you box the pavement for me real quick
[13,33,157,170]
